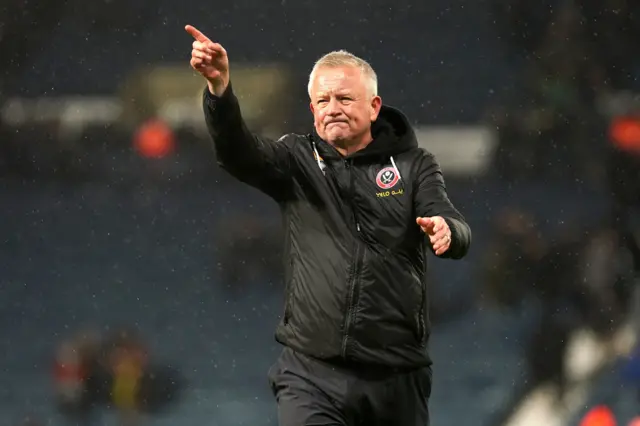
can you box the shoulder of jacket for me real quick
[405,147,442,182]
[413,146,436,160]
[402,147,435,167]
[276,133,307,142]
[414,147,442,168]
[276,133,309,148]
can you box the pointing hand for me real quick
[185,25,230,96]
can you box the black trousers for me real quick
[268,347,431,426]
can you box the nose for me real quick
[326,98,342,116]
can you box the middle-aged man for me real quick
[186,24,472,426]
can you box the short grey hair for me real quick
[307,50,378,98]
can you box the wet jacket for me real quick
[203,84,471,368]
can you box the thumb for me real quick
[416,217,434,228]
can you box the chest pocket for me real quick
[352,158,414,250]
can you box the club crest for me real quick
[376,167,399,189]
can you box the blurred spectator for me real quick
[53,329,101,421]
[608,112,640,276]
[54,341,88,413]
[528,223,635,391]
[491,0,639,184]
[483,206,634,392]
[106,328,149,426]
[481,207,544,308]
[52,326,185,424]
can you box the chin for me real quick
[326,132,351,144]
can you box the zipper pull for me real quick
[356,222,361,232]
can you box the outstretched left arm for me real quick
[414,151,471,259]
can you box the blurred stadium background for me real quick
[1,0,639,425]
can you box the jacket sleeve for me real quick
[203,82,295,198]
[414,151,471,259]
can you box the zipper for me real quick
[417,285,426,345]
[283,253,297,325]
[341,242,362,357]
[341,158,363,358]
[344,160,361,235]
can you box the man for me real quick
[186,24,471,426]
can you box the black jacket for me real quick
[203,84,471,368]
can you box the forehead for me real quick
[312,66,366,94]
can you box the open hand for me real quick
[416,216,451,256]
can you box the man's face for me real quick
[309,66,381,145]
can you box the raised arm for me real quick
[186,24,294,197]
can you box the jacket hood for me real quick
[312,105,418,159]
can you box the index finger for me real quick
[185,25,209,43]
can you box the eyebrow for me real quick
[316,90,351,98]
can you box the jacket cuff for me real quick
[444,217,460,244]
[203,82,234,110]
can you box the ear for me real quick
[370,96,382,122]
[309,101,315,115]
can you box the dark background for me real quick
[1,1,639,425]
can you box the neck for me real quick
[330,130,373,156]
